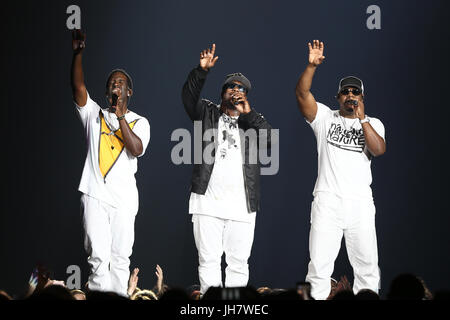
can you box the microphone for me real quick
[112,93,118,107]
[110,93,118,112]
[111,87,121,109]
[231,96,242,107]
[346,99,358,106]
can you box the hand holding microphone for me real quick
[231,94,244,106]
[353,99,365,120]
[111,87,121,112]
[231,92,251,114]
[111,94,118,109]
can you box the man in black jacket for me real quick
[182,44,273,294]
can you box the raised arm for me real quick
[181,44,219,120]
[295,40,325,122]
[71,29,87,106]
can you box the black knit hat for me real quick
[106,68,134,91]
[222,72,251,95]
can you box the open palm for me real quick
[308,40,325,66]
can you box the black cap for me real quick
[337,76,364,95]
[222,72,252,93]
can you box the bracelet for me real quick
[360,116,370,124]
[117,114,126,121]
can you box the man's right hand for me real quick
[295,40,323,122]
[71,29,87,106]
[199,43,219,71]
[308,40,325,67]
[72,29,86,54]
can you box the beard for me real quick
[223,97,237,109]
[344,106,354,113]
[343,100,357,113]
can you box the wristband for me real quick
[117,114,126,121]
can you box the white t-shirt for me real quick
[308,102,385,200]
[189,113,256,223]
[75,92,150,213]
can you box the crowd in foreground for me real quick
[1,265,449,301]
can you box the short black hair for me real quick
[105,69,133,91]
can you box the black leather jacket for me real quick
[181,66,273,212]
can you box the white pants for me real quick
[81,194,136,297]
[305,192,380,300]
[192,214,256,294]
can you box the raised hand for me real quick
[72,29,86,54]
[308,40,325,66]
[155,264,164,295]
[336,275,352,292]
[127,267,139,296]
[45,279,66,288]
[200,44,219,71]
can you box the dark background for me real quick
[3,0,450,298]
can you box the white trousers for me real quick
[305,192,380,300]
[81,194,136,297]
[192,214,256,294]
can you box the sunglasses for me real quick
[339,88,362,96]
[224,83,247,93]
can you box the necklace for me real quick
[339,114,358,137]
[222,113,238,130]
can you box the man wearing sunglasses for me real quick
[182,44,273,295]
[295,40,386,300]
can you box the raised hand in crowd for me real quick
[127,267,140,297]
[155,264,164,296]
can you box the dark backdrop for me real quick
[3,0,450,298]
